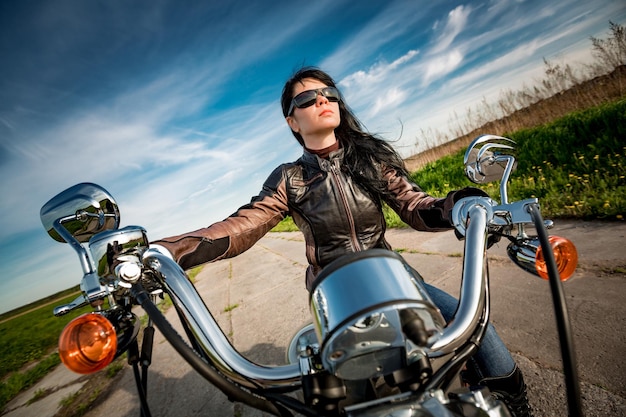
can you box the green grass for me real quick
[0,291,90,410]
[0,353,61,410]
[0,293,86,379]
[223,303,240,313]
[0,286,80,323]
[0,265,204,411]
[186,265,202,282]
[410,99,625,221]
[271,216,298,232]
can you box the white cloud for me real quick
[368,87,408,118]
[320,2,437,75]
[422,49,464,85]
[340,50,419,88]
[431,5,471,54]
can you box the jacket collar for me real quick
[300,147,344,170]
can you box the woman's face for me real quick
[286,78,341,143]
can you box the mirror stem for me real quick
[498,155,516,205]
[54,216,94,275]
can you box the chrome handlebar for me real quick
[142,249,302,390]
[430,201,490,354]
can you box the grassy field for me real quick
[0,267,203,412]
[0,292,85,410]
[409,99,625,221]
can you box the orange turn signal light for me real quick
[59,313,117,374]
[535,236,578,281]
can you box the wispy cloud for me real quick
[422,49,465,86]
[430,5,471,54]
[320,1,437,76]
[324,0,622,156]
[341,50,420,88]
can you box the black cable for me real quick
[130,282,295,417]
[131,360,152,417]
[127,339,152,417]
[528,203,583,417]
[140,326,154,403]
[425,343,479,393]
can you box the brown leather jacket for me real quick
[153,149,480,289]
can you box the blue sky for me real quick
[1,0,624,314]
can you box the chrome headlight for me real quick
[88,226,149,281]
[310,250,444,380]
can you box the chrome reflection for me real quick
[89,226,149,280]
[309,250,444,380]
[40,182,120,244]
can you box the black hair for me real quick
[280,67,409,199]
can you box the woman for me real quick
[154,67,532,417]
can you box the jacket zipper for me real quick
[329,160,361,252]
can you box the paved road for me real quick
[5,220,626,417]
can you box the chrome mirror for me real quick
[464,135,517,184]
[40,183,120,244]
[464,135,517,204]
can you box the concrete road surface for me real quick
[4,220,625,417]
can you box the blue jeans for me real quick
[423,282,516,379]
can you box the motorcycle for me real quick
[40,135,582,416]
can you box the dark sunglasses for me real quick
[288,87,340,115]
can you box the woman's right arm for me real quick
[152,165,290,270]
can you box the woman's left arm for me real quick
[383,168,487,231]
